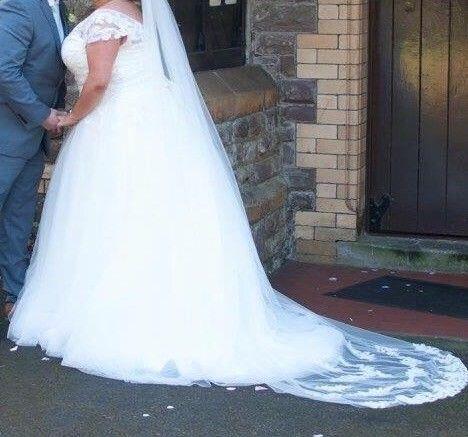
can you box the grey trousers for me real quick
[0,150,44,303]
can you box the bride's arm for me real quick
[58,39,124,127]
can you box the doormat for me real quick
[327,276,468,319]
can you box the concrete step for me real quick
[337,234,468,274]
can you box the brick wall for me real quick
[248,0,320,262]
[294,0,369,263]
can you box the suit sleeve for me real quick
[0,0,51,129]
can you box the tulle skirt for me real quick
[8,79,467,408]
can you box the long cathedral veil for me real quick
[141,0,240,188]
[134,0,468,408]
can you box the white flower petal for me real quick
[9,346,18,352]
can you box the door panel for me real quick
[447,0,468,235]
[418,0,450,234]
[390,0,422,233]
[368,0,468,237]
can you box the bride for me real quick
[8,0,467,408]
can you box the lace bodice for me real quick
[62,9,158,91]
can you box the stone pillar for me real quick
[294,0,368,263]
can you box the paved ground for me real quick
[1,263,467,436]
[273,262,468,339]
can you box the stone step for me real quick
[337,234,468,274]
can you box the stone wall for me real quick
[37,66,288,273]
[293,0,369,264]
[248,0,371,265]
[248,0,319,256]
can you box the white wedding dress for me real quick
[8,4,467,408]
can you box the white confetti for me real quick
[255,386,268,391]
[41,357,50,362]
[226,387,236,391]
[328,277,338,282]
[9,346,18,352]
[166,406,175,410]
[142,414,150,418]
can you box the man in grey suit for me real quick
[0,0,69,317]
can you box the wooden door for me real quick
[368,0,468,237]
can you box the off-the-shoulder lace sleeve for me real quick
[84,10,141,44]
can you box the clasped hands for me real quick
[42,108,79,136]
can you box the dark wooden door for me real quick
[368,0,468,237]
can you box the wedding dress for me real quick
[8,1,467,408]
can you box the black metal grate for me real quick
[169,0,246,71]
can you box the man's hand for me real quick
[42,108,67,131]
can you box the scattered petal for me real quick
[226,387,236,391]
[328,277,338,282]
[142,414,150,418]
[9,346,18,352]
[255,386,268,391]
[166,406,175,410]
[41,357,50,362]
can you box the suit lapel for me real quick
[38,0,62,53]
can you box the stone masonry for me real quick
[248,0,320,266]
[293,0,369,264]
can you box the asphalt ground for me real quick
[1,319,467,437]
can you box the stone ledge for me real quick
[196,65,278,123]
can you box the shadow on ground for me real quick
[1,321,467,437]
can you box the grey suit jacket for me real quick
[0,0,68,159]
